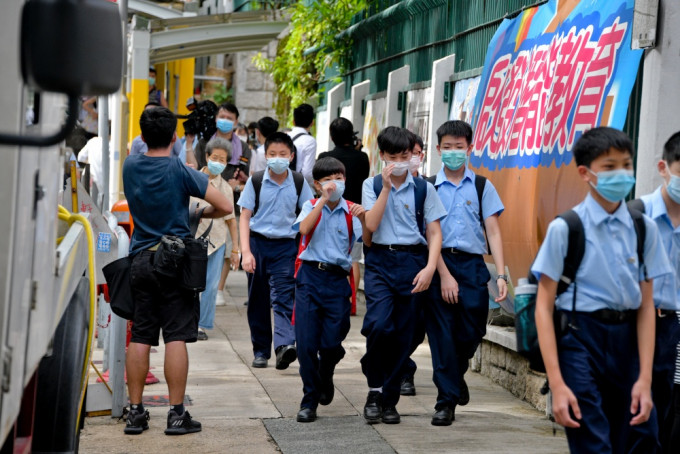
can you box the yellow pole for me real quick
[127,78,147,144]
[175,58,195,136]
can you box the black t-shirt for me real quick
[317,146,370,204]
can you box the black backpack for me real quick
[517,205,647,372]
[427,174,490,254]
[250,170,306,216]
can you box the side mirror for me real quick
[0,0,123,147]
[21,0,123,96]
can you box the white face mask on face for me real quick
[386,160,410,176]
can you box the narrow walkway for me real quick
[80,270,567,453]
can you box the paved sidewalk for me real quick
[80,270,568,453]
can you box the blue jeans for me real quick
[198,244,225,330]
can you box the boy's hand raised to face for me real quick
[349,203,366,219]
[320,181,336,202]
[381,163,394,189]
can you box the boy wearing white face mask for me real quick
[635,131,680,451]
[360,126,446,424]
[425,120,507,426]
[532,127,672,452]
[292,157,366,422]
[238,132,314,370]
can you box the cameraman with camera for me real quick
[123,107,232,436]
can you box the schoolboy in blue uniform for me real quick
[361,126,446,424]
[238,132,314,370]
[293,157,366,423]
[638,131,680,452]
[532,127,672,453]
[425,120,508,426]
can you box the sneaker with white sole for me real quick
[215,292,226,306]
[165,409,202,435]
[197,328,208,341]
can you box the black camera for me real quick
[182,100,218,140]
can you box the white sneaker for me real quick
[215,292,226,306]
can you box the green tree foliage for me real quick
[254,0,368,123]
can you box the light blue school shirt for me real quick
[641,187,680,310]
[293,198,363,271]
[434,166,504,253]
[531,193,672,312]
[237,169,314,239]
[362,172,446,246]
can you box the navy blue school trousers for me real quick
[424,250,490,409]
[247,235,297,359]
[558,311,659,454]
[295,263,351,410]
[361,246,427,408]
[653,312,680,452]
[402,296,426,380]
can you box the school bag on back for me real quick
[515,207,647,373]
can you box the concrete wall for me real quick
[232,41,277,125]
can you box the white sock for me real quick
[369,387,383,393]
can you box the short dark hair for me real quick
[149,67,156,74]
[436,120,473,145]
[140,107,177,149]
[413,134,424,150]
[257,116,279,138]
[572,127,634,167]
[378,126,411,155]
[264,131,294,154]
[329,117,354,147]
[313,157,346,181]
[293,104,314,128]
[219,103,240,119]
[662,132,680,164]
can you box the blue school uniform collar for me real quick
[434,165,474,187]
[391,171,416,193]
[583,192,633,228]
[319,197,350,214]
[262,168,293,186]
[647,187,668,220]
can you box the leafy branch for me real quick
[253,0,368,123]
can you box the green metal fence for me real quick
[319,0,549,104]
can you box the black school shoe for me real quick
[275,345,297,370]
[164,409,202,435]
[363,391,383,424]
[458,378,470,406]
[124,408,150,435]
[431,406,455,426]
[319,374,335,406]
[400,376,416,396]
[381,407,401,424]
[297,407,317,423]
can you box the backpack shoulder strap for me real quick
[413,177,427,237]
[251,170,265,216]
[474,174,491,254]
[556,209,586,298]
[627,204,648,281]
[626,198,646,214]
[345,201,354,253]
[291,132,307,142]
[292,171,305,215]
[372,174,383,198]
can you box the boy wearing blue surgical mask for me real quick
[533,127,672,452]
[424,120,507,426]
[238,132,314,370]
[636,131,680,452]
[292,157,366,422]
